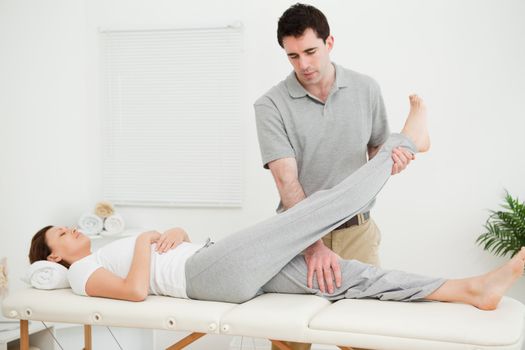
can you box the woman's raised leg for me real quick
[185,95,430,303]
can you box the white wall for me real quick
[0,0,96,286]
[1,0,524,343]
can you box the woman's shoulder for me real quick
[67,254,101,296]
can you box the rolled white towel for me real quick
[25,261,69,290]
[78,213,103,235]
[103,214,125,236]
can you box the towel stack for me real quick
[102,213,125,236]
[78,201,125,236]
[78,213,103,235]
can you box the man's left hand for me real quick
[391,147,415,175]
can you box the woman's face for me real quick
[45,226,90,264]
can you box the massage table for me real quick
[2,288,524,350]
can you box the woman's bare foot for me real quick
[401,95,431,152]
[470,247,525,310]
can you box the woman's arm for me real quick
[85,231,160,302]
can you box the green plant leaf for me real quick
[477,191,525,258]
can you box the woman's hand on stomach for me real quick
[155,227,189,254]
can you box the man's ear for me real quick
[326,35,334,51]
[47,254,62,263]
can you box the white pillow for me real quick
[23,261,70,290]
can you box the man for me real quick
[254,4,413,350]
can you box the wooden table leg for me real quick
[84,325,92,350]
[166,332,206,350]
[20,320,29,350]
[270,340,294,350]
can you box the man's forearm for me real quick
[368,144,381,160]
[278,179,306,210]
[276,178,329,252]
[276,180,327,250]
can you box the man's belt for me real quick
[334,212,370,230]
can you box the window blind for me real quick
[101,25,243,207]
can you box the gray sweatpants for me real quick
[185,133,445,303]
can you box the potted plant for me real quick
[477,192,525,258]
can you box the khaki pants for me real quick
[322,217,381,267]
[270,218,381,350]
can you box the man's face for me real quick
[282,28,334,86]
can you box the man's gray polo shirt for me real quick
[254,63,390,213]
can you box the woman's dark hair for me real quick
[29,225,70,268]
[277,3,330,48]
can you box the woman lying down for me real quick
[29,96,524,310]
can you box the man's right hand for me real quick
[304,240,342,294]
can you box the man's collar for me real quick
[285,71,308,98]
[285,62,350,99]
[333,63,351,88]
